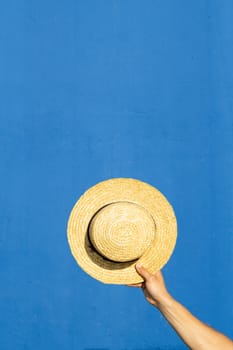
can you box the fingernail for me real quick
[136,264,142,268]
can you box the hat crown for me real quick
[89,202,156,262]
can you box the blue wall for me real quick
[1,1,232,349]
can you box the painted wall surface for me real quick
[0,1,232,349]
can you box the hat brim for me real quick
[67,178,177,284]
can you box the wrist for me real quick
[156,292,174,310]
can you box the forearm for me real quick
[157,295,233,350]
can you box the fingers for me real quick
[126,264,156,287]
[135,264,152,281]
[154,270,163,279]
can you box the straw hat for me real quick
[67,178,177,284]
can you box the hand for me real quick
[127,264,172,308]
[128,265,233,350]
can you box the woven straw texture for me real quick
[67,178,177,284]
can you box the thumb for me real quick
[135,264,151,281]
